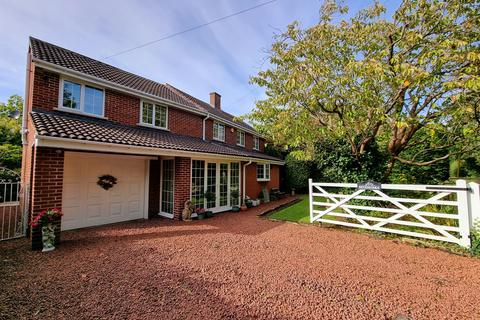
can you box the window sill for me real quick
[55,107,107,120]
[237,144,245,148]
[137,123,170,131]
[253,148,260,151]
[257,178,270,182]
[213,137,225,142]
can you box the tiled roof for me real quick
[31,110,281,162]
[165,84,254,131]
[30,37,255,132]
[30,37,200,110]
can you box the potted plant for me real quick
[204,190,216,217]
[30,208,63,252]
[195,207,206,220]
[245,199,254,208]
[230,189,241,212]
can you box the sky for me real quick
[0,0,400,116]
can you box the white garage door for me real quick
[62,152,147,230]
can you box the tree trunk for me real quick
[383,158,396,182]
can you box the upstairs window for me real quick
[61,79,104,116]
[213,122,225,141]
[257,163,270,181]
[253,136,260,150]
[236,130,245,147]
[141,101,168,129]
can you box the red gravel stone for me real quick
[1,197,480,319]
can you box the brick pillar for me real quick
[30,147,64,250]
[173,157,191,220]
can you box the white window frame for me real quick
[213,122,225,142]
[58,78,105,118]
[159,158,175,218]
[257,163,270,181]
[190,158,241,212]
[236,130,245,147]
[253,136,260,150]
[139,100,169,130]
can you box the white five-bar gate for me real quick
[0,180,29,241]
[309,179,480,247]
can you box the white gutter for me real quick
[22,53,32,146]
[35,135,285,165]
[32,59,205,116]
[242,160,253,205]
[32,59,265,138]
[202,112,210,140]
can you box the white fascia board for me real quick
[208,114,264,138]
[32,59,205,116]
[33,59,265,138]
[35,135,284,165]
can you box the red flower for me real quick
[29,208,63,228]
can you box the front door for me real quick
[160,159,174,218]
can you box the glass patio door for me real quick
[219,163,229,207]
[206,163,217,209]
[191,160,241,211]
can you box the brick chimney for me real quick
[210,92,221,109]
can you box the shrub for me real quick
[470,219,480,256]
[285,153,311,193]
[312,138,386,183]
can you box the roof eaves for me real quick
[32,58,207,117]
[165,84,263,138]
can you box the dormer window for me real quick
[253,136,260,150]
[141,101,168,129]
[213,122,225,141]
[236,130,245,147]
[60,79,104,117]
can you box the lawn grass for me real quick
[269,194,310,223]
[268,194,470,256]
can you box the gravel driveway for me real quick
[1,199,480,320]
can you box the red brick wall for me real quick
[259,138,265,152]
[205,119,213,140]
[205,119,246,147]
[173,157,191,220]
[245,133,253,151]
[32,67,59,112]
[244,163,280,199]
[169,108,203,138]
[30,67,266,150]
[30,147,64,250]
[104,89,140,125]
[148,159,160,217]
[225,125,236,146]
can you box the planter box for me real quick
[251,199,261,207]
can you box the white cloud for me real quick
[0,0,400,115]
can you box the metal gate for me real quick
[309,179,480,247]
[1,171,28,241]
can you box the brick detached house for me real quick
[21,37,283,249]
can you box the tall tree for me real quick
[247,0,480,179]
[0,94,23,171]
